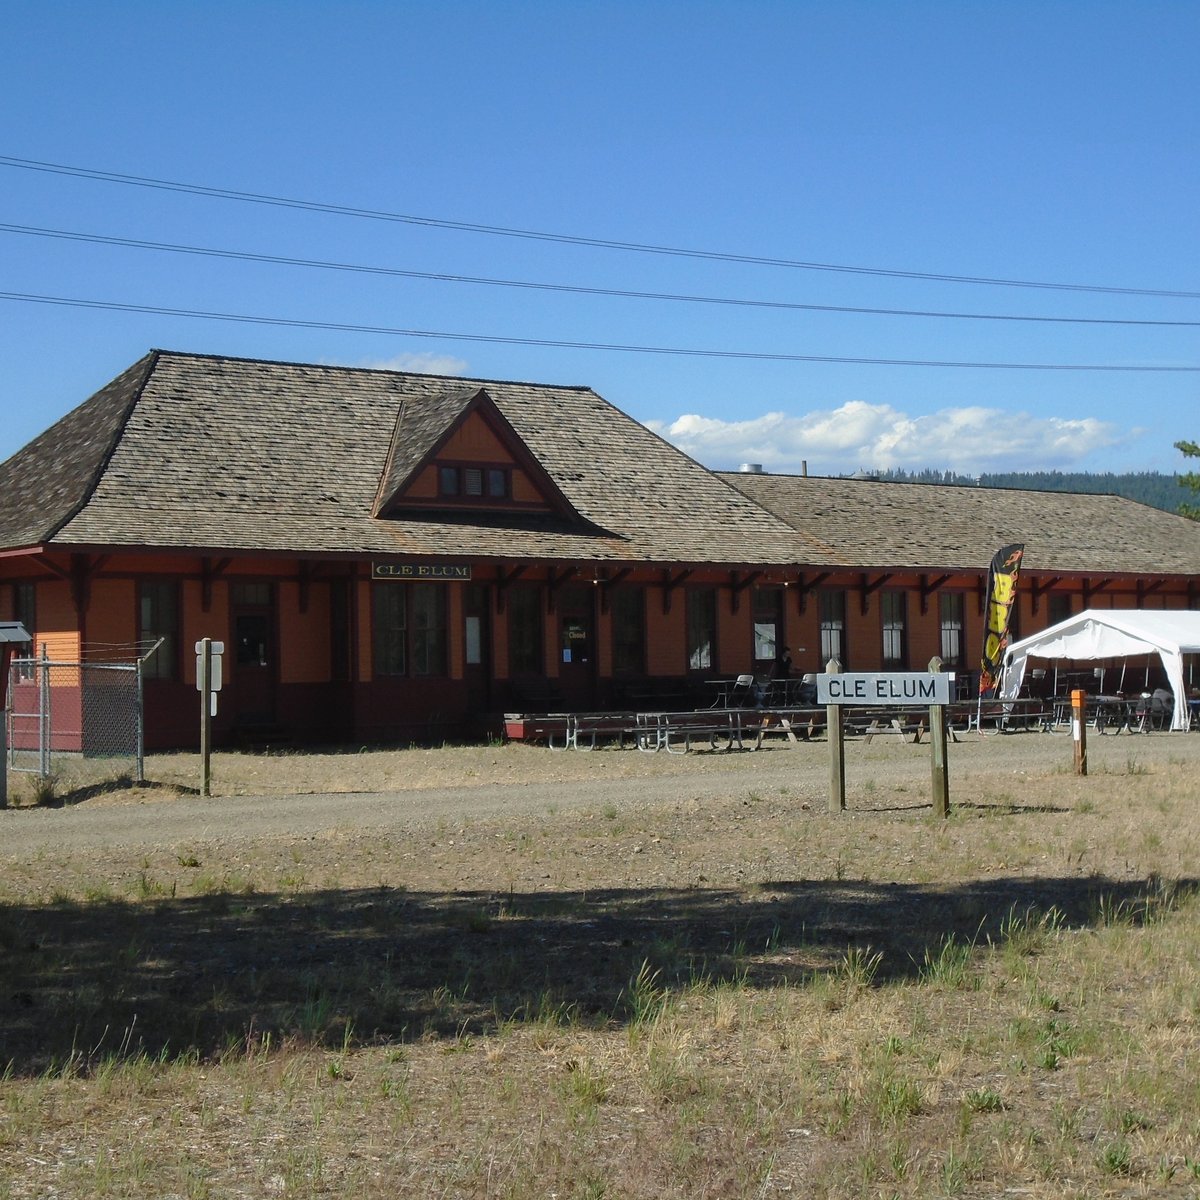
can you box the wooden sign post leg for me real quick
[929,656,950,819]
[827,658,846,813]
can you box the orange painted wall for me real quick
[491,595,511,680]
[182,580,230,686]
[716,596,753,675]
[278,581,331,685]
[30,581,80,661]
[645,589,684,675]
[511,473,541,503]
[86,579,136,653]
[441,415,512,462]
[407,467,439,499]
[356,579,374,683]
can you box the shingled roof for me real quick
[0,351,799,566]
[720,470,1200,576]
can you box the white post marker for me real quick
[196,639,224,797]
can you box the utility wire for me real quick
[3,154,1198,300]
[2,290,1196,371]
[5,221,1200,329]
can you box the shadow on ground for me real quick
[2,873,1193,1076]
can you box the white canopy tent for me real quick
[1000,609,1200,731]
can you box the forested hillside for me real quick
[871,469,1190,514]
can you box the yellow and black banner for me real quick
[979,543,1024,694]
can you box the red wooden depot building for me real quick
[2,350,1199,749]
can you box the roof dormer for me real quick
[372,386,581,522]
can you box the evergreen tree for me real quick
[1176,440,1200,519]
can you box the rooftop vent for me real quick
[739,463,765,473]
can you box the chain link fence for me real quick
[6,643,157,782]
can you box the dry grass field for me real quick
[2,730,1199,1198]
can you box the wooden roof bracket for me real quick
[728,569,762,614]
[1137,578,1164,605]
[598,566,632,615]
[493,564,528,615]
[201,557,233,613]
[793,570,830,615]
[661,568,692,615]
[918,573,952,615]
[70,553,109,621]
[1028,575,1062,615]
[859,571,891,617]
[545,565,579,614]
[1082,577,1112,607]
[297,559,325,615]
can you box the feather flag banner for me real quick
[979,544,1025,695]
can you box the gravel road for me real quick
[2,730,1191,859]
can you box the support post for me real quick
[1071,688,1087,776]
[826,657,845,813]
[929,656,950,818]
[198,637,212,798]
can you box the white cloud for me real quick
[647,401,1130,476]
[335,352,469,376]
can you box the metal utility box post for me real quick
[0,622,32,809]
[196,639,225,797]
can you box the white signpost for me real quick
[817,660,951,817]
[196,639,225,797]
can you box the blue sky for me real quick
[2,1,1197,477]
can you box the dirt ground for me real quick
[3,729,1200,1198]
[2,728,1194,878]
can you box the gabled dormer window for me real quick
[438,464,511,502]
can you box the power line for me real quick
[4,154,1199,300]
[3,290,1196,371]
[5,221,1200,329]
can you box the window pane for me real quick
[509,585,542,674]
[687,589,716,671]
[139,580,178,680]
[939,592,964,667]
[230,582,271,607]
[819,589,846,667]
[439,466,459,496]
[487,469,507,498]
[14,582,36,642]
[881,589,906,668]
[752,587,783,665]
[410,584,447,676]
[611,587,644,675]
[372,585,407,676]
[465,615,482,665]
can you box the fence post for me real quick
[826,657,845,813]
[38,643,50,780]
[135,656,146,785]
[0,667,7,810]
